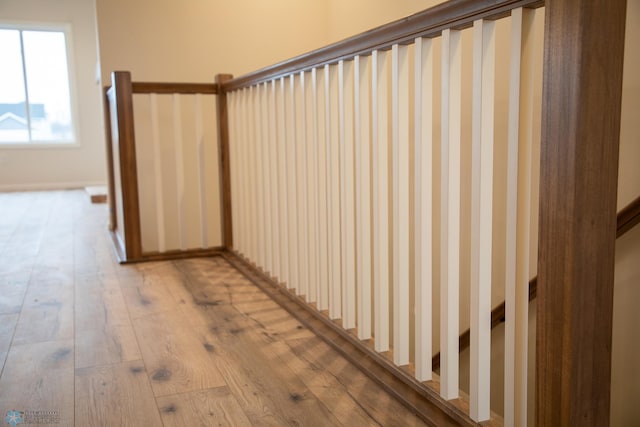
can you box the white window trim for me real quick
[0,21,80,149]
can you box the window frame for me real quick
[0,21,80,149]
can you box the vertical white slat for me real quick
[372,50,390,352]
[315,67,329,311]
[296,72,309,300]
[392,44,410,366]
[228,92,240,252]
[246,87,257,260]
[505,7,535,426]
[194,94,208,249]
[355,55,372,340]
[233,91,245,256]
[238,89,249,256]
[440,28,462,400]
[250,86,260,262]
[326,64,342,320]
[269,80,282,279]
[276,78,289,284]
[173,94,187,250]
[286,75,299,292]
[254,85,266,268]
[243,89,252,257]
[261,83,273,274]
[241,89,250,255]
[240,89,251,257]
[470,18,496,422]
[149,94,166,253]
[414,37,434,382]
[304,70,318,304]
[339,59,356,329]
[504,19,521,421]
[244,88,252,257]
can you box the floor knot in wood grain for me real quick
[152,368,172,381]
[161,404,177,413]
[289,392,304,402]
[51,348,72,362]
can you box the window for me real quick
[0,25,76,145]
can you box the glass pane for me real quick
[23,30,74,142]
[0,29,28,142]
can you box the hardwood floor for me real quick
[0,190,427,426]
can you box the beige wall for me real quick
[0,0,106,190]
[95,0,329,84]
[611,0,640,424]
[326,0,441,44]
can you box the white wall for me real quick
[0,0,106,190]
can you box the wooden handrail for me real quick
[435,192,640,372]
[104,82,219,95]
[131,81,218,94]
[617,195,640,238]
[222,0,543,92]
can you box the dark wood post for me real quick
[537,0,627,425]
[215,74,234,250]
[111,71,142,261]
[103,85,117,232]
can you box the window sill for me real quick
[0,141,80,150]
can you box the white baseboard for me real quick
[0,181,107,192]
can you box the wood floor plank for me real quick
[0,340,74,427]
[118,268,181,319]
[171,257,405,426]
[176,277,346,425]
[0,351,6,375]
[75,275,131,326]
[0,313,18,354]
[74,238,118,277]
[194,313,346,426]
[211,355,288,426]
[12,308,74,345]
[0,275,29,314]
[13,280,74,345]
[75,275,141,368]
[75,325,141,370]
[31,243,75,282]
[75,360,163,427]
[287,336,428,427]
[173,258,315,342]
[132,309,226,397]
[30,264,74,283]
[0,313,18,375]
[157,386,252,427]
[269,339,382,427]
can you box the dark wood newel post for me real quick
[215,74,234,250]
[537,0,626,425]
[111,71,142,261]
[103,85,117,232]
